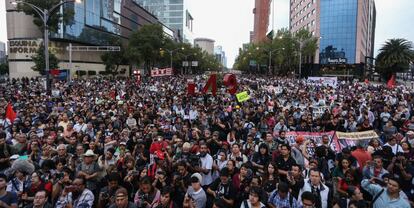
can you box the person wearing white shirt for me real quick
[384,137,403,155]
[73,118,87,133]
[197,143,213,187]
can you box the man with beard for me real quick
[56,177,94,208]
[196,142,213,187]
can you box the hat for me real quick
[119,142,127,146]
[191,173,202,183]
[407,131,414,135]
[83,150,97,158]
[295,135,305,143]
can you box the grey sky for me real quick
[1,0,414,68]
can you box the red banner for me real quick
[151,68,173,77]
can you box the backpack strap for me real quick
[371,188,385,207]
[289,193,293,207]
[243,200,249,208]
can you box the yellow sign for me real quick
[236,91,250,102]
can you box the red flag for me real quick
[50,69,60,76]
[364,79,369,84]
[5,103,16,123]
[387,75,396,89]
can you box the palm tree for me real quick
[376,38,414,80]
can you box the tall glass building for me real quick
[290,0,376,65]
[6,0,169,78]
[134,0,194,43]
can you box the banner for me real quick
[335,130,378,149]
[307,77,338,88]
[284,131,340,152]
[236,91,250,102]
[151,68,173,77]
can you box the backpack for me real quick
[269,190,294,207]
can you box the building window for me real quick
[312,9,316,14]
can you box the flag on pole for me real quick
[5,103,16,123]
[387,75,396,89]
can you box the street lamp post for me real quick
[296,36,321,79]
[161,47,184,71]
[12,0,81,94]
[256,47,285,75]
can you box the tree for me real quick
[0,62,9,75]
[16,0,74,33]
[376,38,414,80]
[101,38,129,76]
[127,24,171,74]
[31,47,59,75]
[233,28,318,76]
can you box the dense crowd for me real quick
[0,75,413,208]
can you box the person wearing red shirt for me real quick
[351,142,372,171]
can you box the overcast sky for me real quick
[1,0,414,68]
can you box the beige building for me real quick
[194,38,215,55]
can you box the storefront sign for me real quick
[8,39,43,59]
[327,58,347,64]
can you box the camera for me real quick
[101,192,109,199]
[187,154,201,167]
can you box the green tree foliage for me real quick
[0,62,9,75]
[127,24,171,74]
[376,38,414,79]
[31,47,59,75]
[101,39,129,76]
[233,28,318,75]
[16,0,74,33]
[128,24,220,74]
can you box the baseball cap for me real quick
[191,173,202,183]
[296,135,305,143]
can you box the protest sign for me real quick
[335,130,379,149]
[285,131,340,152]
[236,91,250,102]
[308,77,338,88]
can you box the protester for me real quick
[0,75,413,208]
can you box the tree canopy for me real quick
[376,38,414,79]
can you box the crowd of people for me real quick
[0,75,413,208]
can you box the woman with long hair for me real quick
[367,138,382,154]
[332,158,352,179]
[261,162,279,195]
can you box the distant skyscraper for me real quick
[214,46,227,68]
[194,38,215,55]
[0,42,5,64]
[252,0,271,43]
[135,0,194,43]
[290,0,376,64]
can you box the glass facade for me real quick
[134,0,192,43]
[51,0,158,46]
[319,0,358,64]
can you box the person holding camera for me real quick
[228,143,248,169]
[184,173,207,208]
[56,176,95,208]
[152,187,178,208]
[207,168,236,207]
[98,173,123,208]
[133,176,160,208]
[386,152,414,199]
[109,187,137,208]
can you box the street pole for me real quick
[69,43,72,82]
[170,51,173,70]
[299,40,302,79]
[44,9,50,94]
[268,51,272,75]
